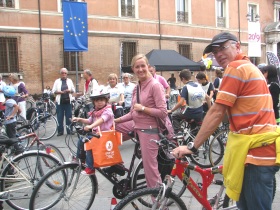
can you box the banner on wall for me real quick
[248,21,261,57]
[63,1,88,52]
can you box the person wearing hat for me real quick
[72,89,114,175]
[172,32,280,210]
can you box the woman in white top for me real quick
[104,73,124,105]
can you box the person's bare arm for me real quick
[84,118,104,131]
[7,104,19,120]
[165,86,171,99]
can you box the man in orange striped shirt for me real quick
[172,32,279,210]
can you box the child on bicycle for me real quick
[72,89,114,175]
[2,86,21,138]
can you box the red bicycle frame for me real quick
[171,158,223,210]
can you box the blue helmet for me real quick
[2,86,16,97]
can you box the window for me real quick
[0,0,15,8]
[248,4,258,22]
[121,0,135,18]
[63,52,82,72]
[0,37,19,73]
[178,43,192,60]
[59,0,80,12]
[216,0,226,27]
[121,42,137,67]
[273,1,280,22]
[176,0,189,23]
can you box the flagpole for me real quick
[75,52,79,92]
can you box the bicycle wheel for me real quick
[131,160,186,205]
[209,129,228,166]
[29,162,97,210]
[189,133,222,168]
[32,114,58,140]
[114,187,187,210]
[39,143,65,163]
[0,151,61,210]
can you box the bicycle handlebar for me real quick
[69,121,100,139]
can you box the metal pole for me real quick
[75,52,79,92]
[38,0,44,91]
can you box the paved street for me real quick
[3,131,280,209]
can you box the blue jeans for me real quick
[237,164,279,210]
[56,103,72,134]
[76,137,94,170]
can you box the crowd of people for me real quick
[0,31,279,210]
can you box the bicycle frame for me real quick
[171,158,228,210]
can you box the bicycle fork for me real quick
[152,175,175,210]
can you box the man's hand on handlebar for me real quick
[172,146,193,159]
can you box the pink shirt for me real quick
[89,108,114,131]
[121,76,167,129]
[154,74,169,90]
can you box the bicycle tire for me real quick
[29,162,97,210]
[114,187,187,210]
[209,129,228,166]
[190,134,223,168]
[0,151,61,210]
[131,160,186,206]
[39,143,66,163]
[32,114,58,140]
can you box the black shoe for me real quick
[57,133,63,137]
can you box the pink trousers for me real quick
[135,129,161,188]
[116,120,161,187]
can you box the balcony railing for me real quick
[217,17,226,27]
[0,0,15,8]
[177,11,188,23]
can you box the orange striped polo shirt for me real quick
[215,54,277,166]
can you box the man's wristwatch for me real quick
[187,142,198,153]
[141,106,145,111]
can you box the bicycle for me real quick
[28,123,185,209]
[26,101,58,140]
[0,139,61,210]
[37,93,56,116]
[178,119,224,168]
[16,122,65,163]
[114,137,277,210]
[209,122,229,166]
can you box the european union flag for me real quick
[63,1,88,52]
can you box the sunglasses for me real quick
[61,72,67,74]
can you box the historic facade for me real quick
[0,0,279,93]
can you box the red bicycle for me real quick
[114,137,236,210]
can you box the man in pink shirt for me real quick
[149,65,170,99]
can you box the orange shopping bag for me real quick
[84,127,123,168]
